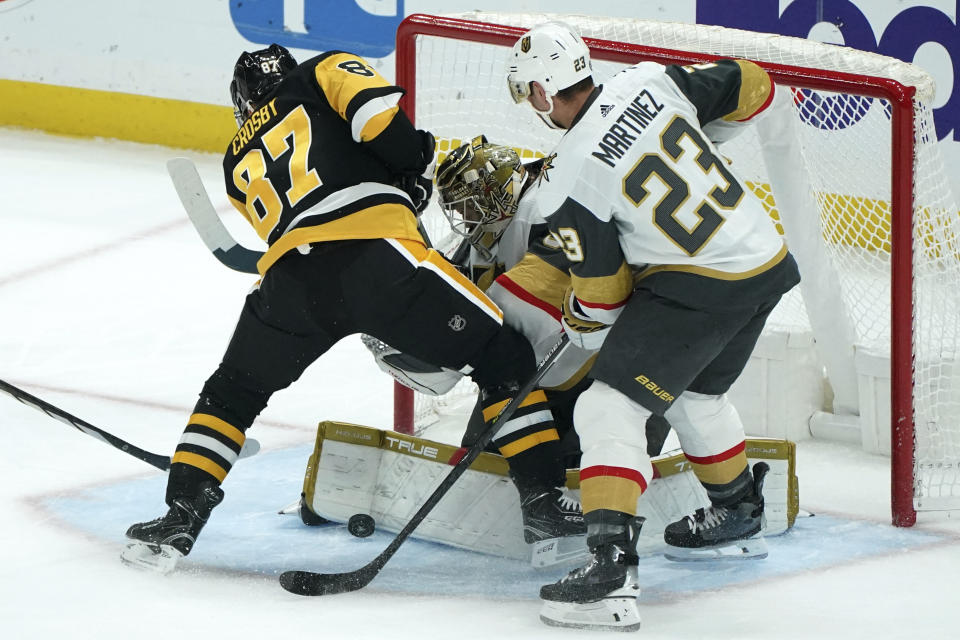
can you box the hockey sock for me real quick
[585,508,635,549]
[165,365,270,503]
[701,463,753,507]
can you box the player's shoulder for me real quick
[515,177,544,223]
[299,51,364,71]
[536,148,585,189]
[530,149,601,219]
[607,61,671,89]
[615,60,667,78]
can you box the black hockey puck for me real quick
[347,513,375,538]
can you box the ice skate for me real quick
[121,482,223,573]
[538,517,644,631]
[520,485,590,567]
[664,461,769,561]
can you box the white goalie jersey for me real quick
[376,163,593,394]
[470,176,598,390]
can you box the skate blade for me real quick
[120,541,183,574]
[530,534,590,569]
[539,593,641,631]
[664,535,768,562]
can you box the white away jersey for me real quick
[534,59,788,321]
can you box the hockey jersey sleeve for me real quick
[664,59,774,142]
[311,51,432,175]
[546,197,633,325]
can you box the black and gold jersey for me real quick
[223,51,428,275]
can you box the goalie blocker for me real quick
[293,421,798,566]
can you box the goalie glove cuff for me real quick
[361,334,463,396]
[561,287,610,351]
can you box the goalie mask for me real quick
[436,136,525,255]
[230,44,298,126]
[506,21,592,128]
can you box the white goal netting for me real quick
[399,12,960,523]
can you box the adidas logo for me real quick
[600,104,616,117]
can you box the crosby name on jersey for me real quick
[223,51,426,275]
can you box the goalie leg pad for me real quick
[300,423,798,566]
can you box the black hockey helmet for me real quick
[230,44,297,125]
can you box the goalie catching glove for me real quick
[561,286,611,350]
[361,334,463,396]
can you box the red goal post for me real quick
[394,12,960,527]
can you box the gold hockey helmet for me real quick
[435,135,525,248]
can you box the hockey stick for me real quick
[0,379,260,471]
[166,158,263,275]
[168,158,436,276]
[279,334,571,596]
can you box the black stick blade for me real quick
[279,568,374,596]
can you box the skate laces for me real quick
[556,487,582,513]
[561,554,601,583]
[686,506,729,533]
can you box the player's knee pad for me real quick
[663,390,745,458]
[574,382,654,509]
[468,324,536,390]
[574,381,652,461]
[197,365,272,428]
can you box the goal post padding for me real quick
[395,12,960,526]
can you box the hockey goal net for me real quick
[393,12,960,526]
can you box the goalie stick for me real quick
[279,334,571,597]
[0,379,260,471]
[166,158,263,275]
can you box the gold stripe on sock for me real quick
[172,451,228,482]
[498,428,560,458]
[188,413,246,446]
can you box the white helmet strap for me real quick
[538,98,563,130]
[529,83,563,130]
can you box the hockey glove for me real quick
[399,130,436,214]
[561,286,610,350]
[403,173,433,214]
[360,334,462,396]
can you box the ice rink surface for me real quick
[1,128,958,639]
